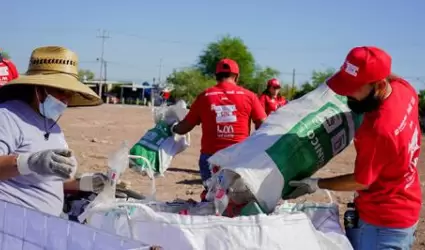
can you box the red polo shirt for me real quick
[354,79,422,228]
[0,59,18,86]
[259,94,287,116]
[183,82,267,154]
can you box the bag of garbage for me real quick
[129,100,190,176]
[207,83,363,212]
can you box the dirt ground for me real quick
[60,104,425,249]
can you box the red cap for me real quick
[267,78,281,88]
[215,58,239,74]
[326,46,392,96]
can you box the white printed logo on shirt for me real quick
[0,67,9,76]
[211,104,237,124]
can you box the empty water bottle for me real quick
[214,187,229,216]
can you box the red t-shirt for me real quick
[0,59,19,86]
[259,94,287,116]
[183,82,267,154]
[354,79,422,228]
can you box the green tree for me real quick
[0,51,10,59]
[311,68,335,87]
[197,35,256,86]
[78,69,95,81]
[250,66,281,93]
[167,68,215,104]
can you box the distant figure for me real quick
[258,78,287,116]
[0,52,19,86]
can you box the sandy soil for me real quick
[60,104,425,249]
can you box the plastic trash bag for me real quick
[130,100,190,176]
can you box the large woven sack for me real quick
[208,83,363,212]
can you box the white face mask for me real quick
[39,94,67,121]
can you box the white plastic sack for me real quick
[208,83,363,212]
[0,200,149,250]
[85,203,352,250]
[274,191,344,235]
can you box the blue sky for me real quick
[3,0,425,89]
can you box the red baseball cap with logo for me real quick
[326,46,392,96]
[215,58,239,75]
[267,78,281,88]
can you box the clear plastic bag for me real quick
[152,100,189,125]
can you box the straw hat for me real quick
[1,46,102,107]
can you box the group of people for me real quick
[0,45,421,249]
[172,47,422,249]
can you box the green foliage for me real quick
[311,68,335,87]
[250,66,281,93]
[0,51,10,59]
[291,69,335,100]
[166,68,215,104]
[197,35,256,87]
[78,69,95,81]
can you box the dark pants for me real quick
[198,153,213,187]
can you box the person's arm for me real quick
[318,173,368,191]
[63,178,80,191]
[0,111,22,180]
[172,95,202,135]
[0,155,20,180]
[258,94,267,109]
[250,93,268,129]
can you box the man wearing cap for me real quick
[0,46,108,216]
[259,78,288,116]
[0,51,19,86]
[287,46,421,249]
[171,58,267,191]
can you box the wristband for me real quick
[170,122,178,134]
[16,153,32,175]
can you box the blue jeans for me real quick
[198,153,213,186]
[346,219,417,250]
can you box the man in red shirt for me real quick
[287,47,421,249]
[258,78,288,115]
[0,52,19,86]
[172,58,267,189]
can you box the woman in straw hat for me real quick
[0,46,108,216]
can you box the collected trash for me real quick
[208,83,364,212]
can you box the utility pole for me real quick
[158,58,163,85]
[104,60,108,82]
[291,68,296,100]
[96,29,110,99]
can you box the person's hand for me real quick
[170,122,178,134]
[285,178,319,200]
[17,149,77,179]
[78,173,108,193]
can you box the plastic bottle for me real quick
[344,202,359,249]
[214,187,229,216]
[343,202,358,229]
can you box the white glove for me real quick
[285,178,319,199]
[17,149,77,179]
[79,173,108,193]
